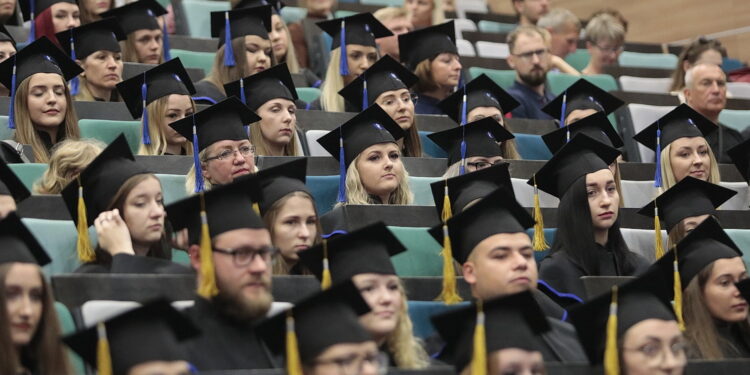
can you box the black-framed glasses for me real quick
[314,351,388,375]
[204,145,256,162]
[593,43,624,54]
[213,246,277,267]
[512,48,548,60]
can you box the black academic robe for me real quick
[538,244,650,300]
[182,297,277,370]
[193,80,227,105]
[74,254,194,274]
[705,123,745,164]
[716,320,750,358]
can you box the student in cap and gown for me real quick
[0,26,16,96]
[0,157,30,219]
[541,78,624,126]
[19,0,80,44]
[101,0,170,64]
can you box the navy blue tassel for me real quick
[459,139,466,175]
[27,0,35,42]
[223,12,236,67]
[559,91,567,128]
[654,124,662,188]
[192,118,205,193]
[8,59,16,129]
[162,20,172,61]
[460,86,467,125]
[339,20,348,76]
[361,76,368,110]
[337,137,346,202]
[141,79,151,145]
[239,78,246,105]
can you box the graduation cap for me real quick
[211,5,272,67]
[0,37,83,130]
[169,97,260,193]
[252,158,310,215]
[736,278,750,304]
[338,55,418,112]
[541,111,623,154]
[298,222,405,290]
[316,105,405,203]
[117,58,196,146]
[429,162,512,218]
[568,268,676,372]
[0,25,17,48]
[727,137,750,183]
[255,280,372,372]
[317,12,392,77]
[0,158,30,203]
[0,212,51,266]
[427,117,514,169]
[432,291,550,373]
[101,0,167,35]
[541,78,624,126]
[223,62,298,111]
[234,0,284,13]
[63,299,200,375]
[19,0,76,41]
[438,73,520,125]
[398,21,457,70]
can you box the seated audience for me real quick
[537,8,580,60]
[581,13,625,75]
[506,25,554,120]
[670,37,726,94]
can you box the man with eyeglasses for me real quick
[505,25,555,120]
[581,14,625,75]
[166,176,277,370]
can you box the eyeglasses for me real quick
[204,145,256,162]
[213,246,277,267]
[622,340,688,365]
[593,43,624,54]
[466,159,504,170]
[512,48,548,60]
[377,93,419,108]
[314,352,388,375]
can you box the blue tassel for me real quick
[361,76,368,110]
[559,91,567,127]
[192,120,205,193]
[69,34,79,95]
[337,137,346,202]
[8,60,16,129]
[654,125,662,188]
[338,20,348,76]
[459,139,467,175]
[460,86,467,125]
[162,20,172,61]
[223,12,236,67]
[141,80,151,145]
[239,78,246,105]
[27,0,35,43]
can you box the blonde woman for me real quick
[116,58,196,156]
[224,63,301,156]
[193,5,273,104]
[310,13,391,112]
[318,105,412,208]
[33,139,104,194]
[0,37,82,163]
[101,0,168,65]
[404,0,444,29]
[299,223,430,369]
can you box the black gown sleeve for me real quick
[538,252,587,300]
[108,254,194,274]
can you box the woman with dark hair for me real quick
[101,0,169,65]
[78,0,113,24]
[534,134,649,298]
[21,0,80,46]
[670,38,727,94]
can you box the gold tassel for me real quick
[437,183,462,304]
[320,239,332,290]
[96,322,113,375]
[470,299,487,375]
[197,193,219,298]
[654,205,665,259]
[531,175,548,251]
[285,311,303,375]
[252,202,261,216]
[76,184,95,262]
[673,248,685,331]
[604,286,620,375]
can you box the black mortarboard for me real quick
[432,291,550,372]
[170,96,259,152]
[0,25,16,48]
[317,12,392,50]
[224,62,298,111]
[234,0,284,13]
[438,74,520,125]
[255,280,372,364]
[211,5,272,46]
[736,278,750,304]
[428,187,535,264]
[727,137,750,183]
[637,177,736,232]
[101,0,167,35]
[541,78,624,124]
[19,0,76,22]
[338,55,418,112]
[398,21,457,70]
[56,18,125,60]
[63,299,200,375]
[0,158,30,203]
[298,222,405,286]
[0,213,51,266]
[252,158,310,216]
[541,111,623,154]
[430,162,513,217]
[528,133,621,199]
[427,117,514,166]
[633,104,717,152]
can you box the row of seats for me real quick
[619,76,750,98]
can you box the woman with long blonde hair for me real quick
[404,0,444,29]
[33,138,104,194]
[101,0,169,65]
[299,223,430,369]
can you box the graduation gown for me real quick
[716,320,750,358]
[193,80,226,105]
[182,296,277,370]
[414,94,443,115]
[538,244,650,300]
[74,253,194,274]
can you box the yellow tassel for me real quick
[654,205,665,259]
[76,184,95,262]
[197,193,219,298]
[285,311,303,375]
[437,183,462,304]
[96,322,113,375]
[252,202,261,216]
[320,239,332,290]
[604,286,620,375]
[531,175,548,251]
[470,299,487,375]
[673,248,685,331]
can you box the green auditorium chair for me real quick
[182,0,229,38]
[307,175,339,215]
[172,249,190,265]
[727,230,750,268]
[407,300,468,339]
[408,176,440,206]
[388,226,443,277]
[155,174,188,205]
[22,218,81,275]
[170,49,215,76]
[477,20,517,34]
[78,119,141,155]
[334,10,357,18]
[618,51,678,69]
[8,163,47,191]
[280,6,307,24]
[296,87,322,103]
[419,131,447,158]
[718,109,750,133]
[468,67,515,90]
[361,0,404,6]
[0,115,10,140]
[546,73,619,95]
[55,302,86,375]
[514,133,552,160]
[564,49,590,71]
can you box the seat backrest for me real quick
[408,176,440,205]
[511,178,559,208]
[296,87,321,103]
[279,6,307,24]
[718,109,750,133]
[361,0,404,6]
[81,300,141,327]
[475,41,510,59]
[419,130,447,158]
[305,130,331,157]
[620,228,666,263]
[8,163,47,191]
[306,175,339,214]
[626,103,674,162]
[726,229,750,267]
[620,180,657,208]
[388,226,443,277]
[564,49,590,71]
[22,218,81,275]
[514,133,552,160]
[0,115,10,140]
[547,73,619,95]
[720,181,750,210]
[407,300,468,338]
[170,49,215,75]
[155,174,188,204]
[78,119,141,154]
[451,18,477,39]
[618,51,678,69]
[618,76,672,94]
[456,38,476,57]
[467,67,515,90]
[55,302,86,375]
[727,82,750,100]
[455,0,488,17]
[477,20,516,34]
[181,0,229,38]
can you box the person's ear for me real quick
[462,261,477,285]
[188,244,201,272]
